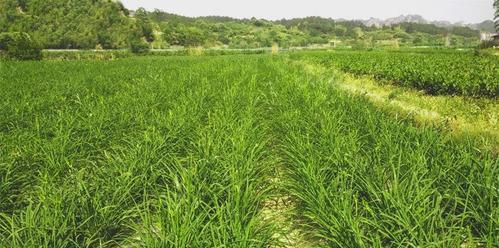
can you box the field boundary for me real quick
[292,59,499,151]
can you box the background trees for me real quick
[0,0,485,50]
[0,0,138,49]
[0,32,41,60]
[134,8,154,43]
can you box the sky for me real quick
[120,0,494,23]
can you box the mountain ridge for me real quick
[131,10,496,33]
[355,14,494,32]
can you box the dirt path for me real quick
[294,59,499,151]
[261,58,497,247]
[261,167,321,248]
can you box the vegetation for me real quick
[129,39,150,54]
[39,48,270,61]
[152,13,480,49]
[0,0,497,247]
[0,54,497,247]
[0,0,483,50]
[0,0,145,49]
[276,64,498,247]
[0,32,41,60]
[0,56,278,247]
[292,50,499,97]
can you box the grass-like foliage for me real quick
[271,63,498,247]
[0,54,497,247]
[0,56,279,247]
[291,50,499,97]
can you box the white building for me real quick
[480,32,495,41]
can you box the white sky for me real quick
[120,0,494,23]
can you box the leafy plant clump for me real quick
[129,39,150,54]
[0,32,42,60]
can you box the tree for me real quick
[0,2,483,50]
[353,27,364,40]
[451,26,479,38]
[0,0,135,49]
[371,30,393,41]
[0,32,42,60]
[183,27,205,46]
[163,24,206,47]
[130,39,150,54]
[135,7,154,42]
[334,25,347,37]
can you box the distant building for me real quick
[481,32,499,46]
[480,32,494,41]
[328,39,342,48]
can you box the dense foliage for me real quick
[129,39,150,54]
[0,0,148,49]
[275,66,498,247]
[0,54,497,247]
[152,12,480,49]
[0,0,482,49]
[0,56,278,247]
[293,50,499,97]
[0,32,41,60]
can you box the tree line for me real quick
[0,0,486,51]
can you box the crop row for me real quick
[0,56,279,247]
[1,54,497,247]
[273,61,498,246]
[292,51,499,97]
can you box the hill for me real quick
[0,1,486,49]
[0,0,146,49]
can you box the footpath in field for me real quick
[272,58,497,247]
[254,57,497,247]
[291,57,499,150]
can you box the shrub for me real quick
[271,43,279,55]
[187,46,204,56]
[478,40,496,50]
[95,44,104,50]
[130,39,150,54]
[0,34,10,50]
[0,32,42,60]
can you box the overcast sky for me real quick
[120,0,493,23]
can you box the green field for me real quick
[0,54,498,247]
[291,50,499,97]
